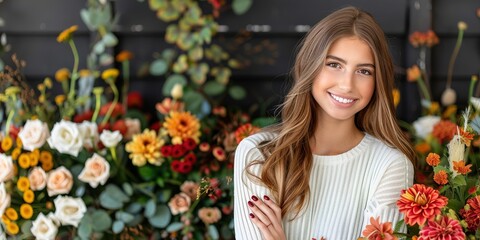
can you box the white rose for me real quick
[124,118,141,140]
[47,120,83,157]
[46,166,73,197]
[78,121,99,149]
[31,213,58,240]
[28,167,47,191]
[18,119,50,151]
[100,130,122,148]
[53,195,86,227]
[0,183,11,217]
[0,153,13,182]
[412,115,441,139]
[78,153,110,188]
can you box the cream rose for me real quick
[99,130,122,148]
[78,153,110,188]
[0,182,11,217]
[46,166,73,196]
[180,181,199,201]
[198,207,222,224]
[47,120,83,157]
[78,121,99,149]
[18,119,50,151]
[53,195,86,227]
[0,153,13,182]
[412,115,441,139]
[28,167,47,191]
[31,213,58,240]
[168,192,191,215]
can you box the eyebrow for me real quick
[326,55,375,68]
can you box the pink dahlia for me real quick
[396,184,448,226]
[461,195,480,231]
[418,216,465,240]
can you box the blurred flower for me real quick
[47,120,83,157]
[460,195,480,231]
[418,216,465,240]
[412,116,440,139]
[30,213,59,240]
[101,68,119,81]
[441,88,456,106]
[53,195,86,227]
[164,111,201,143]
[18,119,50,151]
[125,129,165,166]
[0,182,10,216]
[407,65,421,82]
[198,207,222,224]
[78,153,110,188]
[361,217,396,240]
[425,153,440,167]
[54,68,70,82]
[0,153,13,182]
[99,130,122,148]
[180,181,200,201]
[235,123,260,144]
[409,30,439,48]
[452,160,472,175]
[156,98,184,115]
[46,166,73,197]
[115,50,133,62]
[171,83,184,100]
[392,88,400,108]
[28,167,47,191]
[56,25,78,43]
[168,192,191,215]
[432,120,457,144]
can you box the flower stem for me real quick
[92,91,102,123]
[416,76,431,102]
[468,76,477,106]
[121,60,130,112]
[101,79,119,125]
[67,39,80,102]
[446,28,464,89]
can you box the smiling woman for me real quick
[234,6,416,240]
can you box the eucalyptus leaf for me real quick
[144,199,157,218]
[162,48,177,63]
[228,85,246,100]
[157,4,180,22]
[116,211,135,223]
[232,0,253,15]
[106,184,130,202]
[162,74,187,96]
[183,90,205,114]
[99,191,123,210]
[99,53,114,66]
[123,182,134,196]
[93,41,105,54]
[166,222,184,232]
[102,33,118,47]
[148,204,171,228]
[78,218,93,239]
[75,184,86,197]
[208,225,220,240]
[126,202,143,214]
[91,210,112,231]
[148,0,168,10]
[138,165,157,181]
[150,59,168,76]
[20,220,32,236]
[112,220,125,234]
[204,81,226,96]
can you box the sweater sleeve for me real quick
[233,135,271,240]
[362,154,414,233]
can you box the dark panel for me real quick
[431,38,480,77]
[433,0,480,35]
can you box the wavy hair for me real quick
[245,6,416,219]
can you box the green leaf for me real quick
[148,204,171,228]
[123,182,134,196]
[162,48,177,63]
[91,210,112,231]
[148,0,167,10]
[228,85,246,100]
[99,53,114,66]
[183,90,205,114]
[138,165,157,181]
[452,175,467,187]
[144,199,157,218]
[116,211,135,223]
[112,220,125,234]
[20,220,32,237]
[393,219,404,232]
[93,41,105,54]
[157,4,180,22]
[232,0,253,15]
[126,202,143,214]
[188,46,203,61]
[208,225,220,240]
[204,81,226,96]
[166,222,184,232]
[78,217,93,239]
[252,117,278,127]
[99,191,123,210]
[162,74,187,96]
[150,59,168,76]
[447,198,464,212]
[102,33,118,47]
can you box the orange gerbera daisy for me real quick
[163,111,201,143]
[452,160,472,175]
[425,153,440,167]
[431,120,457,144]
[361,217,397,240]
[397,184,448,226]
[125,129,165,167]
[116,50,133,62]
[433,170,448,185]
[235,123,260,144]
[57,25,78,43]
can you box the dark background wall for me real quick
[0,0,479,123]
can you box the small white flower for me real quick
[100,130,122,148]
[0,153,13,182]
[412,115,441,139]
[0,183,10,217]
[47,120,83,157]
[31,213,58,240]
[78,121,99,149]
[53,195,87,227]
[470,97,480,111]
[78,153,110,188]
[171,83,183,100]
[18,119,50,151]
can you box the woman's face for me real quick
[311,36,375,123]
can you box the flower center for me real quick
[415,192,428,205]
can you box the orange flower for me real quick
[415,142,431,155]
[407,65,421,82]
[459,129,474,147]
[155,98,184,115]
[57,25,78,43]
[361,217,397,240]
[409,30,439,48]
[433,170,448,185]
[425,153,440,166]
[163,111,201,143]
[116,50,133,62]
[397,184,448,226]
[125,129,165,167]
[452,160,472,175]
[235,123,260,144]
[431,120,457,144]
[392,88,400,108]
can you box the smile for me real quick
[330,93,355,104]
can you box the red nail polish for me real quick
[263,195,270,200]
[251,195,259,201]
[249,213,255,218]
[248,201,254,207]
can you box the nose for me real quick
[338,71,354,92]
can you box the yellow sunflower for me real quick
[1,135,13,151]
[101,68,120,81]
[57,25,78,43]
[5,208,18,221]
[17,177,30,192]
[163,111,201,143]
[125,129,165,167]
[18,153,31,169]
[6,221,19,235]
[23,190,35,203]
[55,68,70,82]
[19,204,33,219]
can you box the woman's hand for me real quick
[247,195,286,240]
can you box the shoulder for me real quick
[364,134,414,173]
[234,132,276,167]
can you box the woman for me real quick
[234,6,416,240]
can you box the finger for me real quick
[248,213,275,240]
[262,195,282,220]
[247,199,272,227]
[249,195,278,228]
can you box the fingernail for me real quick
[248,201,254,207]
[251,195,259,201]
[263,195,270,200]
[249,213,255,218]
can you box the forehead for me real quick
[327,36,374,63]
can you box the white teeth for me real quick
[331,93,354,103]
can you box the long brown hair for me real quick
[245,6,416,219]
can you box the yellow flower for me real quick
[55,68,71,82]
[5,86,21,96]
[17,177,30,192]
[443,105,457,119]
[20,204,33,219]
[407,65,421,82]
[41,159,54,171]
[428,101,440,115]
[11,148,21,161]
[43,77,53,88]
[29,150,40,167]
[116,50,133,62]
[125,129,165,167]
[101,68,120,81]
[2,215,10,224]
[23,190,35,203]
[5,208,18,221]
[18,153,31,169]
[458,21,468,31]
[37,83,45,91]
[163,111,201,143]
[55,94,66,105]
[392,88,400,108]
[79,69,92,78]
[57,25,78,43]
[16,137,22,149]
[40,150,52,163]
[6,221,19,235]
[1,135,13,151]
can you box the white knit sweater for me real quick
[234,132,414,240]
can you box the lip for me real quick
[328,92,357,106]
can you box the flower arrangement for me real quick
[0,17,269,239]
